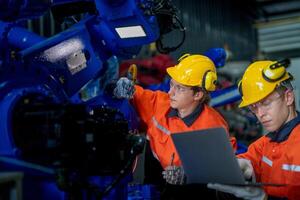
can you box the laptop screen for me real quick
[171,127,246,185]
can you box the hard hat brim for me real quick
[166,66,178,82]
[238,74,291,108]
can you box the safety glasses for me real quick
[169,80,192,93]
[248,93,283,113]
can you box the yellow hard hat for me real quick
[238,60,291,108]
[166,54,217,91]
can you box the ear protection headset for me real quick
[202,70,217,91]
[262,59,290,82]
[179,54,217,91]
[238,59,291,97]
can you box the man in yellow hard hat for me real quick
[114,54,237,199]
[208,59,300,200]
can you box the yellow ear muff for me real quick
[202,70,217,91]
[262,59,290,82]
[262,66,286,82]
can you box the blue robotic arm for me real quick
[0,0,163,98]
[0,1,183,199]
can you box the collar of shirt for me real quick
[267,111,300,142]
[168,104,203,127]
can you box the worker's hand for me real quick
[162,165,186,185]
[207,183,266,200]
[238,158,254,180]
[113,77,135,99]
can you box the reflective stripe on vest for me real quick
[262,156,273,167]
[152,116,171,135]
[282,164,300,172]
[262,156,300,172]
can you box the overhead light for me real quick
[115,25,146,39]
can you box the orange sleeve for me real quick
[131,85,167,124]
[237,136,265,181]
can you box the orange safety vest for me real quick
[238,124,300,199]
[132,85,237,169]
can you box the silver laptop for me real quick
[171,127,285,187]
